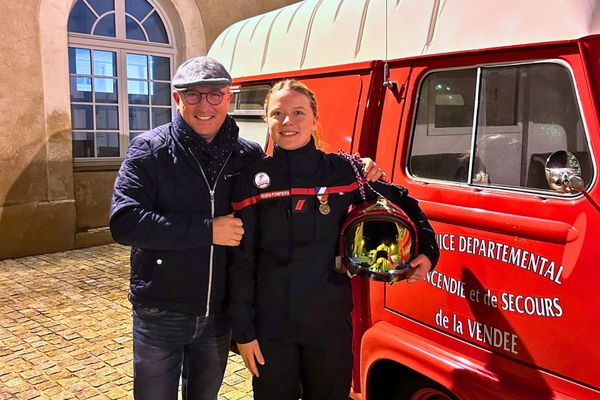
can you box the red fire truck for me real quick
[209,1,600,398]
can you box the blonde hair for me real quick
[264,79,322,148]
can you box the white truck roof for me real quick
[208,0,600,78]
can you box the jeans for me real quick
[132,305,231,400]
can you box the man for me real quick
[110,56,264,400]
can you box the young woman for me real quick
[228,79,439,400]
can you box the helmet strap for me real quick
[337,150,368,200]
[337,150,385,201]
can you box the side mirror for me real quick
[545,150,585,194]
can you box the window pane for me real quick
[128,80,149,104]
[73,131,95,157]
[239,88,269,110]
[152,108,171,128]
[126,16,147,41]
[93,50,116,76]
[409,64,593,190]
[151,82,171,105]
[126,0,153,21]
[474,67,521,186]
[94,78,118,103]
[476,63,592,190]
[93,13,116,37]
[70,76,92,102]
[143,11,169,43]
[229,93,238,113]
[430,70,476,129]
[96,132,120,157]
[96,106,119,130]
[150,56,170,80]
[69,48,91,75]
[87,0,114,15]
[129,107,150,130]
[67,0,96,34]
[127,54,148,79]
[480,68,518,126]
[71,105,93,129]
[409,69,477,182]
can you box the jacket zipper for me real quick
[188,147,233,317]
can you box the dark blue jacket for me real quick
[229,139,439,343]
[110,113,264,316]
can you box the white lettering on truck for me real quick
[448,234,565,284]
[501,293,563,317]
[467,319,519,354]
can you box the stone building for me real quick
[0,0,296,259]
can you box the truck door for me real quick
[376,44,599,397]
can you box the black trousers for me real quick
[252,316,353,400]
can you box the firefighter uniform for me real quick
[229,138,439,400]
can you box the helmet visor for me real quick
[342,218,414,274]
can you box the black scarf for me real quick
[173,112,238,185]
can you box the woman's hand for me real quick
[361,157,386,182]
[237,339,265,377]
[406,254,432,284]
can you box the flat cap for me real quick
[172,56,232,90]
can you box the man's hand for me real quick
[406,254,432,284]
[237,339,265,377]
[361,157,386,182]
[212,214,244,246]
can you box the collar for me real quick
[273,136,316,158]
[171,111,242,154]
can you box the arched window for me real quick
[68,0,175,161]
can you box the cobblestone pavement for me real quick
[0,244,253,400]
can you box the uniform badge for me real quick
[292,197,309,213]
[254,172,270,189]
[316,186,331,215]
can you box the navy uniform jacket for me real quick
[110,113,264,316]
[228,138,439,343]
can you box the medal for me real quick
[316,186,331,215]
[319,201,331,215]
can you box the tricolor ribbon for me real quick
[316,186,329,203]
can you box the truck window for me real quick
[229,85,270,149]
[408,62,593,192]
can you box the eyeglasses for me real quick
[180,90,226,105]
